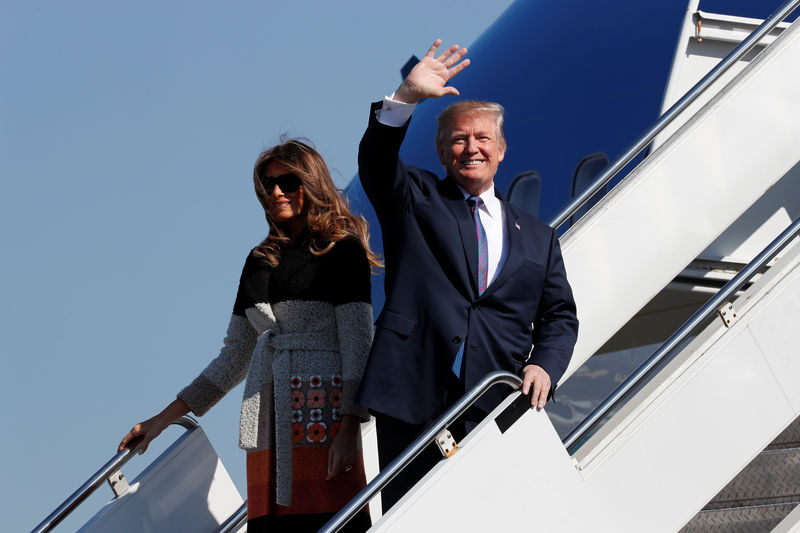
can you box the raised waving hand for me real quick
[394,39,470,104]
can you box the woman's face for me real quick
[262,161,307,230]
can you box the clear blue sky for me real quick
[1,1,514,530]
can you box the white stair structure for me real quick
[77,426,244,533]
[559,4,800,381]
[359,6,800,533]
[369,203,800,533]
[33,419,246,533]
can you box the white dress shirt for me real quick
[377,95,509,287]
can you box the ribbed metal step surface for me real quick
[681,415,800,532]
[770,418,800,450]
[703,447,800,509]
[681,503,800,533]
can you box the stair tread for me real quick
[681,502,799,533]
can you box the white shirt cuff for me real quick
[376,94,416,127]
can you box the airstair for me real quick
[322,1,800,531]
[557,0,800,381]
[327,214,800,533]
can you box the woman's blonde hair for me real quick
[252,138,381,270]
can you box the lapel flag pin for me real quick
[515,221,521,230]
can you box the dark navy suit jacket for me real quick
[356,101,579,425]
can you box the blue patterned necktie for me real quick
[453,195,489,379]
[467,195,489,294]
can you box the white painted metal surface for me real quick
[774,503,800,533]
[655,7,800,270]
[360,418,383,524]
[78,427,243,533]
[655,6,790,149]
[558,15,800,382]
[369,225,800,532]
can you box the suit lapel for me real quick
[480,193,524,300]
[439,179,480,297]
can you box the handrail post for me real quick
[549,0,800,230]
[320,371,522,533]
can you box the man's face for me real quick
[437,111,506,195]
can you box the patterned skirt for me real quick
[246,371,370,530]
[246,447,368,516]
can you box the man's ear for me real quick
[437,143,446,165]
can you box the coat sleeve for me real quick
[358,101,414,227]
[177,255,259,416]
[529,229,579,391]
[327,239,373,421]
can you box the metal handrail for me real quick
[215,500,248,533]
[563,217,800,452]
[320,371,523,533]
[548,0,800,230]
[32,415,199,533]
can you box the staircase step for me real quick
[682,416,800,532]
[703,447,800,509]
[769,416,800,450]
[681,502,800,533]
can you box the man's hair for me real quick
[435,100,506,150]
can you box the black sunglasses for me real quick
[259,172,302,193]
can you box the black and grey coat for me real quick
[178,235,372,505]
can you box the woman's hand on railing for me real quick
[118,398,190,454]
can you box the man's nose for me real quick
[465,136,479,152]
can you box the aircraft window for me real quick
[507,170,541,218]
[571,153,610,225]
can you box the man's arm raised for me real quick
[358,39,470,221]
[393,39,470,104]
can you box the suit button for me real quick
[472,304,479,310]
[452,336,462,344]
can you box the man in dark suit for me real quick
[356,39,579,511]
